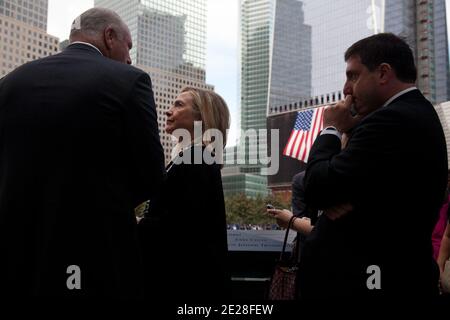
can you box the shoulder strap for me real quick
[279,215,297,261]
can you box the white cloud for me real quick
[207,0,238,49]
[47,0,93,40]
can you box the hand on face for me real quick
[323,95,363,133]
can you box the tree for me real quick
[225,193,290,225]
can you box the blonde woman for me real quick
[139,87,231,302]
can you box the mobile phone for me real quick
[266,204,275,209]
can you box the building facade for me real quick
[290,0,450,106]
[95,0,213,164]
[222,146,268,198]
[0,0,49,30]
[235,0,311,196]
[301,0,382,99]
[383,0,450,104]
[0,0,59,77]
[435,101,450,167]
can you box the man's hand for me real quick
[323,95,363,133]
[324,203,353,221]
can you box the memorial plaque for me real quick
[227,230,296,252]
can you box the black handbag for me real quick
[268,215,300,300]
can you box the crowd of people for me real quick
[0,7,449,307]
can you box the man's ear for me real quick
[378,63,393,85]
[103,26,114,50]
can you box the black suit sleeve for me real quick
[292,172,306,216]
[123,72,165,208]
[304,108,402,209]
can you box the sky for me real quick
[48,0,450,147]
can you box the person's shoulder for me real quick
[385,89,433,114]
[86,58,152,95]
[61,47,148,82]
[8,53,53,71]
[356,90,438,135]
[361,92,421,123]
[389,91,440,128]
[99,58,148,79]
[0,54,54,84]
[292,171,305,184]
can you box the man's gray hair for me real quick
[69,8,126,41]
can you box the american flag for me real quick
[283,107,325,163]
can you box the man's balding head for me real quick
[69,8,133,65]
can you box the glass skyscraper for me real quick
[432,0,450,103]
[265,0,450,112]
[239,0,271,138]
[384,0,450,104]
[238,0,311,193]
[269,0,311,109]
[221,146,268,198]
[95,0,212,164]
[302,0,382,98]
[240,0,311,134]
[276,0,450,106]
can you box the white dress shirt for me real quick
[68,41,103,56]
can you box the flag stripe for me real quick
[283,107,325,163]
[295,132,307,160]
[309,108,320,148]
[298,132,309,161]
[287,130,299,157]
[291,131,304,159]
[283,129,296,156]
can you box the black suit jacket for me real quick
[138,145,230,302]
[301,89,447,300]
[292,171,307,217]
[0,44,165,298]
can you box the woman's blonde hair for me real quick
[181,87,230,148]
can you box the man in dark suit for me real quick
[300,33,447,301]
[0,8,165,298]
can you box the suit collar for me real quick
[382,87,419,107]
[65,42,104,56]
[347,88,423,143]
